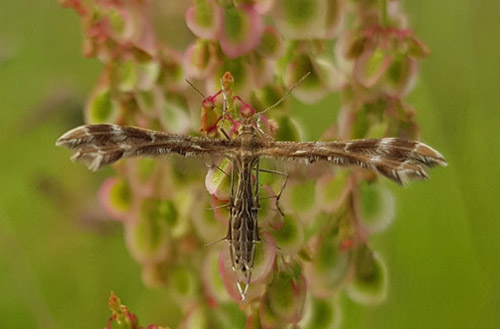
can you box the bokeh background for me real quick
[1,1,499,328]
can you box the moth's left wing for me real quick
[258,138,447,185]
[56,124,233,171]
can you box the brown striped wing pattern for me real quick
[56,124,447,185]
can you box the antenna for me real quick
[220,78,229,128]
[185,79,206,99]
[253,71,311,119]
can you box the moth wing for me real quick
[56,124,236,171]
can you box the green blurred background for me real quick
[1,1,499,328]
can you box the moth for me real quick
[56,73,447,302]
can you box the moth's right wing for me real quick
[56,124,233,171]
[258,138,447,185]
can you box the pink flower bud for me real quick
[184,40,220,79]
[185,0,221,39]
[217,5,264,58]
[99,177,132,221]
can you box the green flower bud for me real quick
[205,158,232,200]
[86,87,120,123]
[191,196,227,244]
[347,246,388,304]
[299,295,342,329]
[125,198,172,263]
[256,26,285,59]
[99,177,132,220]
[271,213,305,255]
[117,60,138,92]
[170,265,200,299]
[266,268,306,323]
[160,93,191,134]
[202,248,231,304]
[185,40,219,79]
[185,306,210,329]
[315,171,350,213]
[275,116,303,142]
[284,179,316,214]
[272,0,342,39]
[306,234,350,296]
[357,181,395,233]
[186,0,220,39]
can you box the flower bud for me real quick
[217,5,264,58]
[251,83,286,115]
[184,40,219,79]
[271,0,342,39]
[356,181,395,234]
[282,179,316,216]
[212,57,253,100]
[381,54,418,97]
[274,116,303,142]
[283,52,340,104]
[125,198,172,264]
[191,195,227,244]
[131,158,157,186]
[184,306,210,329]
[108,291,121,313]
[160,93,191,134]
[305,234,351,297]
[99,177,132,220]
[299,295,342,329]
[271,213,304,255]
[170,265,200,300]
[209,195,230,226]
[347,246,388,304]
[200,96,222,136]
[315,172,350,213]
[205,158,232,200]
[202,247,231,305]
[353,46,392,89]
[86,86,120,123]
[264,266,306,324]
[251,232,277,282]
[186,0,221,39]
[256,26,285,59]
[222,71,235,93]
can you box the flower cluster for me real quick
[62,0,429,328]
[105,291,169,329]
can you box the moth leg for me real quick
[209,163,231,178]
[205,203,230,211]
[254,160,260,208]
[255,236,281,251]
[204,236,227,248]
[254,167,288,216]
[229,159,235,199]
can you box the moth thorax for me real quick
[238,124,254,135]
